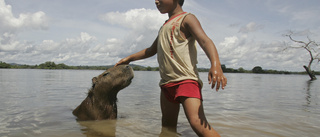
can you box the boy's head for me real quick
[178,0,184,6]
[155,0,184,14]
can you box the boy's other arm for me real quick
[183,14,227,91]
[115,37,158,67]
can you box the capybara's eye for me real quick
[103,72,110,77]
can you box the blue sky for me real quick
[1,0,319,71]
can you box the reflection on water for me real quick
[0,69,319,137]
[305,80,313,106]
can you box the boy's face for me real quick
[155,0,177,14]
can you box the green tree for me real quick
[146,66,152,71]
[238,67,245,73]
[0,61,11,68]
[252,66,264,73]
[39,61,56,69]
[56,63,69,69]
[221,64,226,72]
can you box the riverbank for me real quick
[1,61,319,75]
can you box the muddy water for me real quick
[0,69,319,137]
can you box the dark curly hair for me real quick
[179,0,184,6]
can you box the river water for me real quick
[0,69,319,137]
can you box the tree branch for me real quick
[286,33,307,45]
[284,30,319,80]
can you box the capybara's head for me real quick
[72,65,134,120]
[90,65,134,100]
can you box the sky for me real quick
[1,0,319,71]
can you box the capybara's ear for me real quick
[92,77,98,83]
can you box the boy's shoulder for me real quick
[184,13,197,20]
[182,13,200,26]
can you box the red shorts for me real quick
[161,80,202,104]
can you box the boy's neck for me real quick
[168,6,184,19]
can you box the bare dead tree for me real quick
[284,31,319,80]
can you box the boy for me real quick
[115,0,227,136]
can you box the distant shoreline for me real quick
[1,61,319,75]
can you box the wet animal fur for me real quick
[72,65,134,121]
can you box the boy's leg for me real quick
[160,91,180,132]
[180,97,221,137]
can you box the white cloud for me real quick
[0,0,48,33]
[0,6,166,67]
[0,32,19,51]
[215,34,317,71]
[98,8,167,66]
[0,0,49,59]
[100,8,167,31]
[1,0,319,71]
[1,32,125,65]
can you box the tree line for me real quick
[1,61,318,75]
[0,61,109,70]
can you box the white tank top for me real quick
[157,12,202,87]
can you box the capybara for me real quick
[73,65,134,121]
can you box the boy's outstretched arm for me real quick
[183,14,227,91]
[115,37,158,67]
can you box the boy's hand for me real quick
[208,66,227,91]
[114,57,131,67]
